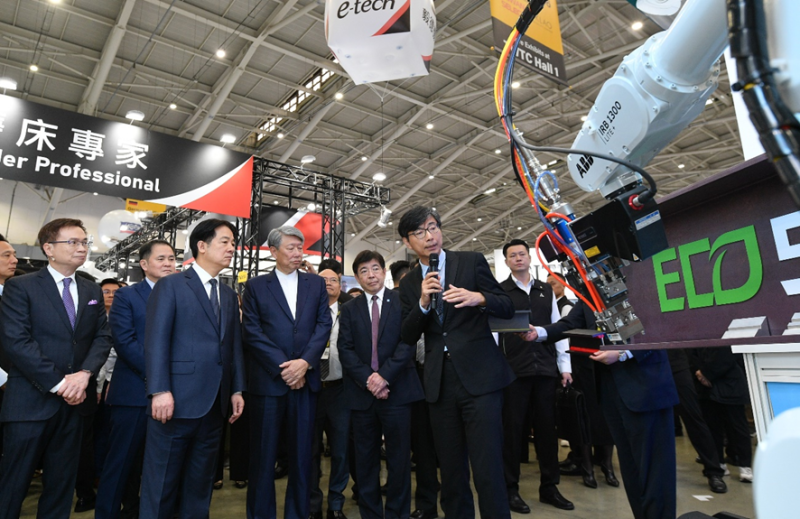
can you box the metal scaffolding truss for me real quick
[236,158,390,282]
[93,206,206,276]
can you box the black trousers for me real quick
[699,399,752,468]
[599,369,676,519]
[430,360,510,519]
[410,364,439,513]
[76,413,97,500]
[672,368,724,477]
[502,375,560,494]
[0,404,83,519]
[215,394,250,482]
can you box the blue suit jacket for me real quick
[0,269,112,421]
[543,300,678,413]
[106,280,151,407]
[144,268,245,419]
[338,289,424,411]
[242,270,332,396]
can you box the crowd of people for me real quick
[0,205,755,519]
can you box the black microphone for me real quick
[428,253,439,310]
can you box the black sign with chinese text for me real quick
[0,94,253,218]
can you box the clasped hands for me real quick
[280,358,309,390]
[57,370,91,406]
[419,271,486,310]
[367,372,389,400]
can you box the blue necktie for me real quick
[62,278,76,329]
[209,279,220,325]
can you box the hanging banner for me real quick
[126,199,167,214]
[0,94,253,218]
[490,0,567,86]
[325,0,436,84]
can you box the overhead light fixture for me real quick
[181,229,188,235]
[517,226,522,231]
[472,238,477,241]
[484,188,497,195]
[273,200,279,205]
[495,149,502,154]
[301,155,316,164]
[29,64,38,72]
[631,21,644,30]
[428,175,434,179]
[93,192,98,196]
[220,134,236,144]
[169,103,177,110]
[372,172,387,182]
[277,132,284,139]
[548,160,558,166]
[334,92,344,100]
[705,98,714,106]
[361,156,368,161]
[91,246,98,251]
[351,233,356,237]
[395,240,400,244]
[377,206,392,228]
[0,78,17,90]
[307,203,316,211]
[426,123,434,130]
[216,49,226,58]
[50,0,61,3]
[511,81,521,89]
[580,115,588,122]
[477,218,483,222]
[677,164,685,169]
[432,207,436,211]
[125,110,145,122]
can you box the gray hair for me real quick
[267,226,305,249]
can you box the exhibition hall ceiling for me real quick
[0,0,744,256]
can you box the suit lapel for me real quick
[265,271,295,322]
[73,277,92,331]
[442,250,459,324]
[357,294,372,336]
[377,291,393,342]
[37,269,73,333]
[135,279,152,305]
[186,269,220,334]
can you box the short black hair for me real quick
[502,239,530,258]
[398,206,441,239]
[190,219,238,258]
[0,233,6,242]
[99,278,122,288]
[389,260,410,282]
[347,287,364,296]
[352,250,385,274]
[139,240,175,262]
[318,259,343,276]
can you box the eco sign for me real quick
[651,211,800,313]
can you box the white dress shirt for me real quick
[275,268,299,319]
[0,283,4,297]
[366,287,386,321]
[192,263,221,304]
[512,274,571,374]
[322,301,342,381]
[48,265,79,394]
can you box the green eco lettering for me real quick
[652,224,764,312]
[710,225,763,305]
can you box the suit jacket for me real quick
[0,268,112,422]
[242,270,332,396]
[399,250,515,402]
[543,300,678,413]
[106,280,151,407]
[338,289,424,411]
[144,268,245,420]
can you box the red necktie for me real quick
[371,295,380,371]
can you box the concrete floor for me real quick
[21,434,755,518]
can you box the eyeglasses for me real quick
[321,277,340,285]
[48,239,92,248]
[408,223,440,240]
[102,289,118,295]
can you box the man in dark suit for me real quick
[0,234,17,457]
[499,239,574,512]
[0,218,112,519]
[242,226,332,519]
[95,240,177,519]
[397,206,515,519]
[339,250,424,519]
[532,301,679,519]
[139,219,245,519]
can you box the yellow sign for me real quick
[490,0,567,85]
[237,271,248,284]
[125,199,167,214]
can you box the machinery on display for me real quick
[494,0,800,343]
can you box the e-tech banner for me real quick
[490,0,567,86]
[0,94,253,218]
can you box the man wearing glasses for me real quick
[397,206,515,519]
[0,218,112,519]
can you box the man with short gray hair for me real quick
[243,226,332,519]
